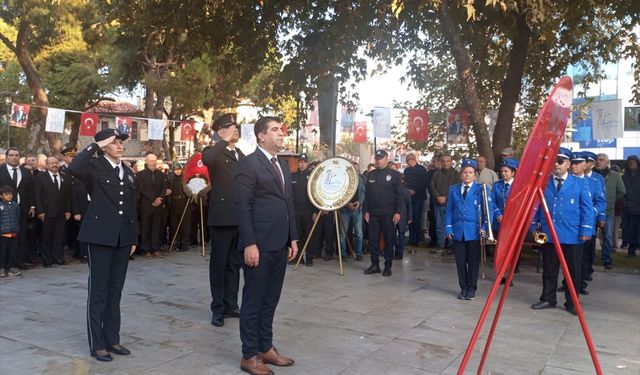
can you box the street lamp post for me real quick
[1,91,13,148]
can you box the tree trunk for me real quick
[438,0,493,168]
[143,86,165,157]
[492,12,531,167]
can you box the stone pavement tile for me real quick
[339,357,437,375]
[0,346,76,374]
[548,343,640,375]
[367,337,459,373]
[0,336,30,356]
[138,351,243,375]
[1,317,84,348]
[559,318,640,357]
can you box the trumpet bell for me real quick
[533,231,548,245]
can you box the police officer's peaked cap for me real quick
[461,159,477,170]
[374,150,388,159]
[583,151,597,162]
[61,144,78,157]
[212,113,237,131]
[298,154,308,161]
[557,147,572,160]
[571,151,586,162]
[501,158,519,170]
[95,128,129,142]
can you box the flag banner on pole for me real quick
[485,109,499,141]
[340,106,356,132]
[372,107,391,138]
[45,108,65,133]
[139,120,148,141]
[79,113,99,136]
[408,109,428,141]
[353,121,367,143]
[115,116,132,135]
[624,106,640,131]
[9,103,30,128]
[307,99,320,126]
[281,123,288,135]
[446,109,470,144]
[591,99,623,140]
[148,119,165,140]
[181,119,195,140]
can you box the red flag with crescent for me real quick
[181,120,195,141]
[353,121,367,143]
[79,113,99,136]
[182,151,210,183]
[408,109,429,141]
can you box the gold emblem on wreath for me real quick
[307,157,358,211]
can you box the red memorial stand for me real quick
[457,76,603,375]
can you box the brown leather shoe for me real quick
[240,356,274,375]
[259,347,295,367]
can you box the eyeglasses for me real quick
[555,158,567,164]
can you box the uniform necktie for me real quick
[462,185,469,199]
[270,157,284,193]
[555,177,563,192]
[53,174,59,190]
[11,167,17,184]
[505,182,510,190]
[115,166,120,180]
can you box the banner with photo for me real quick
[148,119,165,140]
[624,106,640,131]
[115,116,133,135]
[45,108,66,133]
[591,99,623,139]
[9,103,30,128]
[446,109,470,144]
[340,106,356,132]
[372,106,391,138]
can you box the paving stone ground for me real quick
[1,247,638,374]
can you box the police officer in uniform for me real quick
[445,159,494,300]
[202,113,244,327]
[291,154,316,265]
[531,148,594,315]
[363,150,402,276]
[68,128,137,362]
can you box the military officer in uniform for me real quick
[291,154,316,265]
[445,159,494,301]
[202,113,244,327]
[60,145,85,261]
[363,150,402,277]
[68,128,138,362]
[531,148,594,315]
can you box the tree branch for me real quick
[0,31,17,54]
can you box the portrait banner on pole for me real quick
[372,107,391,138]
[45,108,65,134]
[591,99,623,140]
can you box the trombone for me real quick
[479,183,497,279]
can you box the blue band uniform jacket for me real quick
[445,182,494,242]
[491,179,511,232]
[531,174,594,245]
[68,143,138,247]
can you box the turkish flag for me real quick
[181,120,195,141]
[183,152,210,183]
[408,109,429,141]
[353,121,367,143]
[79,113,99,136]
[281,123,288,135]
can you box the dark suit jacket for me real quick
[136,168,167,214]
[234,148,298,252]
[0,165,34,215]
[202,140,245,227]
[68,143,138,247]
[34,171,71,218]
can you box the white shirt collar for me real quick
[258,146,277,160]
[103,155,121,169]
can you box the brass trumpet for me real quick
[478,183,496,279]
[533,230,548,244]
[481,183,497,246]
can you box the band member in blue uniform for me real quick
[445,159,494,301]
[531,148,594,315]
[492,158,518,284]
[68,128,138,362]
[363,150,402,277]
[567,152,605,295]
[582,151,606,279]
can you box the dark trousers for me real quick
[623,212,640,255]
[140,207,164,252]
[25,217,40,262]
[86,244,130,351]
[295,210,313,261]
[0,236,18,270]
[453,240,481,294]
[240,248,287,359]
[540,243,583,308]
[428,200,436,245]
[41,216,66,264]
[15,212,31,266]
[209,226,241,315]
[170,202,192,250]
[311,213,335,257]
[580,235,596,289]
[409,197,424,244]
[368,214,394,267]
[67,218,81,258]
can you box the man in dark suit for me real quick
[0,147,36,268]
[68,128,138,362]
[59,145,85,261]
[34,156,71,267]
[136,153,168,258]
[235,116,299,375]
[202,113,244,327]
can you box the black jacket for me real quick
[622,155,640,215]
[68,144,138,247]
[136,168,167,214]
[0,164,34,215]
[34,171,71,218]
[202,140,244,227]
